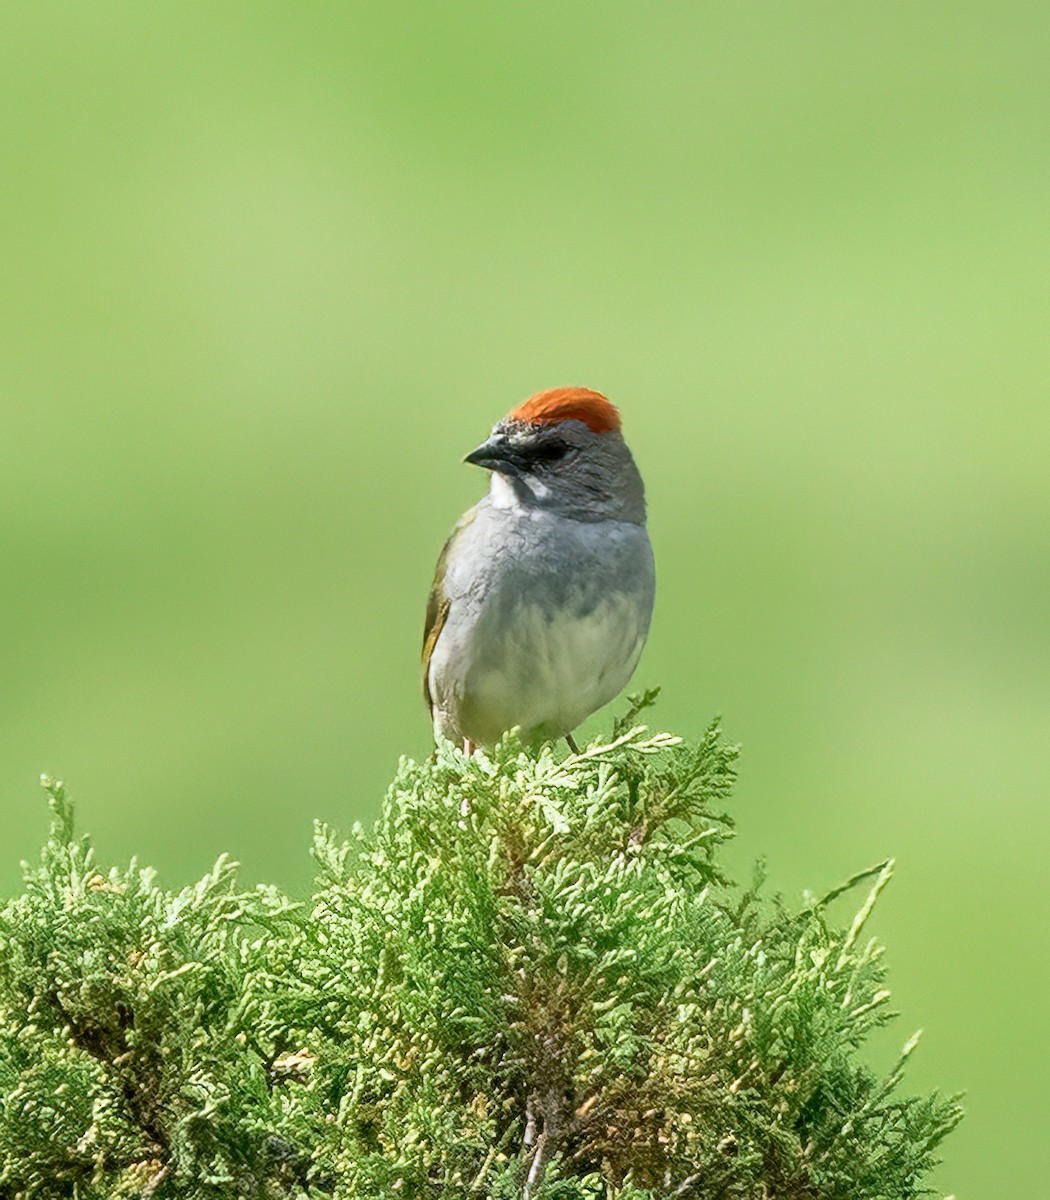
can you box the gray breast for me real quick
[430,503,654,745]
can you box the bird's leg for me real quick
[459,738,478,817]
[565,733,581,755]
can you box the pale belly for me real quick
[438,592,648,746]
[427,497,655,747]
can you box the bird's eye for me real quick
[529,441,572,466]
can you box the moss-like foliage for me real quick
[0,698,961,1198]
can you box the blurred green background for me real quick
[2,3,1047,1194]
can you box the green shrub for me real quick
[0,698,960,1198]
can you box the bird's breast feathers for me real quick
[427,504,654,745]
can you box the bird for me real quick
[422,387,654,754]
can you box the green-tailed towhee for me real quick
[422,387,655,753]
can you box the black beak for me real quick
[463,435,527,473]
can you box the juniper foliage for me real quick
[0,700,961,1198]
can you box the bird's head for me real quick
[465,387,646,524]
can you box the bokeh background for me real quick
[2,3,1047,1194]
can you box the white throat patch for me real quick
[489,472,551,510]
